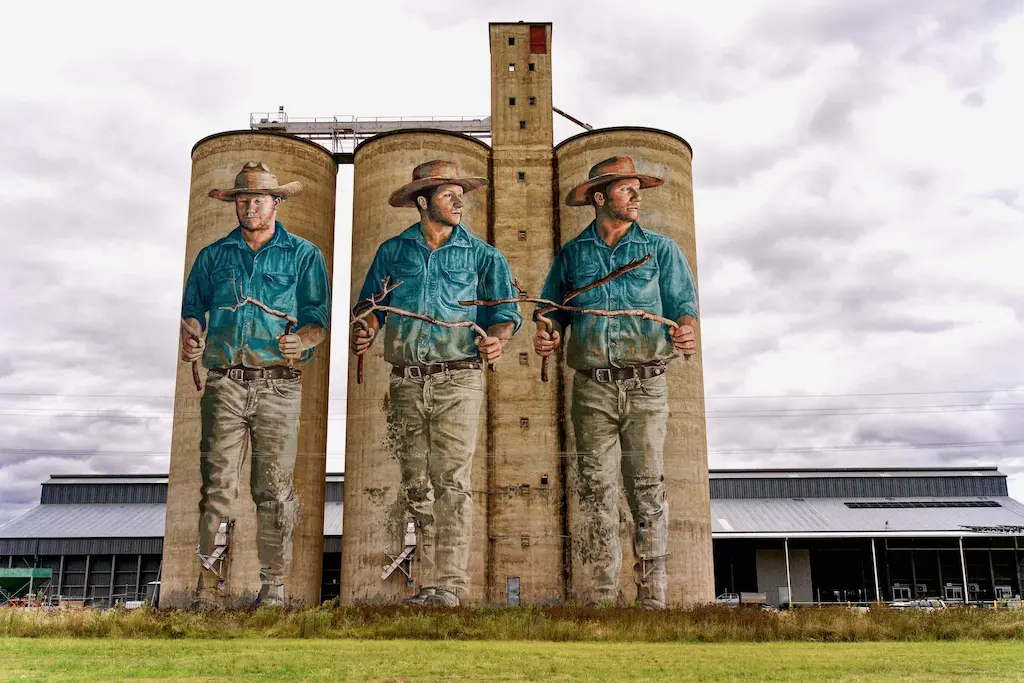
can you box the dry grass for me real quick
[4,603,1024,642]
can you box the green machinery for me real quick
[0,568,52,606]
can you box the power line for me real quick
[0,386,1023,401]
[0,403,1022,420]
[0,440,1022,459]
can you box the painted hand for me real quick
[670,323,696,356]
[351,325,375,356]
[534,327,561,357]
[476,335,504,363]
[279,333,304,360]
[181,334,205,362]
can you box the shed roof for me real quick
[0,502,345,539]
[708,467,1002,479]
[710,496,1024,538]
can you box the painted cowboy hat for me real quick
[389,160,488,208]
[209,161,303,201]
[565,156,664,207]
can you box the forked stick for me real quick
[351,278,492,384]
[460,255,683,382]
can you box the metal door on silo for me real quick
[507,577,521,606]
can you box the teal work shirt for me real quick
[357,223,523,366]
[539,221,698,371]
[181,222,332,369]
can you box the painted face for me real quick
[598,178,642,222]
[235,193,278,232]
[427,184,465,227]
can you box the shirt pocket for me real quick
[441,267,478,310]
[211,267,240,306]
[567,262,603,307]
[621,261,660,309]
[387,261,423,309]
[261,271,297,312]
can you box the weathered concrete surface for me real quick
[342,131,491,604]
[161,131,336,608]
[485,22,565,605]
[554,128,714,607]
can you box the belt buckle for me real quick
[406,366,422,379]
[227,368,244,381]
[595,368,612,383]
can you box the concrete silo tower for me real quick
[484,22,566,605]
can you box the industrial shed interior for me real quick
[3,467,1023,608]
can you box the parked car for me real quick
[716,592,768,607]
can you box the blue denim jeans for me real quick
[198,373,302,586]
[571,371,669,606]
[386,368,484,594]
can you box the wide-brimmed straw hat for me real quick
[389,160,488,208]
[565,156,663,207]
[209,162,303,201]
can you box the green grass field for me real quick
[3,639,1024,681]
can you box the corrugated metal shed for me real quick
[709,467,1001,479]
[1,502,345,540]
[324,502,342,537]
[708,469,1007,499]
[711,496,1024,537]
[0,504,166,539]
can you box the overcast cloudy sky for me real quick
[1,0,1023,524]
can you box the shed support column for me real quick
[109,554,116,607]
[784,537,792,608]
[871,538,881,603]
[57,555,64,600]
[135,555,143,599]
[959,537,969,604]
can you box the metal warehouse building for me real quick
[2,466,1023,608]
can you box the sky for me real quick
[1,0,1023,524]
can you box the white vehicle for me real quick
[716,592,767,607]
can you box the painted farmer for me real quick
[180,161,331,606]
[352,160,522,607]
[534,156,698,609]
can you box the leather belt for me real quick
[579,364,666,383]
[211,366,301,381]
[392,360,481,379]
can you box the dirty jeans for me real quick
[571,371,669,605]
[198,372,301,586]
[387,368,484,594]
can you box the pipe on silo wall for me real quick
[342,130,492,604]
[554,128,714,608]
[162,131,337,608]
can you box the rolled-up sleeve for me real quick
[181,249,213,331]
[296,245,332,332]
[356,243,393,327]
[478,250,523,333]
[537,249,572,330]
[657,237,698,321]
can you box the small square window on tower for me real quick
[508,36,515,46]
[509,97,516,106]
[517,172,526,181]
[519,121,527,129]
[528,63,535,71]
[529,97,536,106]
[508,63,516,72]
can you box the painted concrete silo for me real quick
[554,128,714,607]
[342,130,493,604]
[162,131,337,607]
